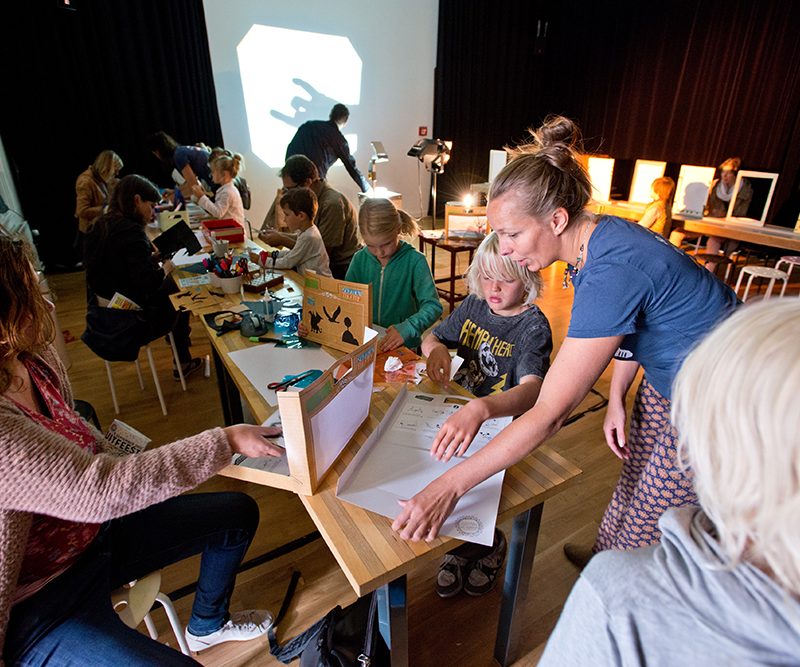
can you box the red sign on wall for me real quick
[418,126,428,136]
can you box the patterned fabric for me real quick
[11,357,101,596]
[594,378,696,552]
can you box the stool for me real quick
[733,265,789,302]
[775,256,800,296]
[104,333,186,417]
[418,233,482,312]
[691,253,735,284]
[112,570,191,656]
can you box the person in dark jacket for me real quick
[285,103,369,192]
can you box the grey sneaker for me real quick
[184,609,273,652]
[436,554,470,598]
[464,530,507,597]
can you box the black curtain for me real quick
[434,0,800,226]
[1,0,223,268]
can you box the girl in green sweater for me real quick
[346,198,443,352]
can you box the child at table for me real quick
[638,176,675,237]
[420,231,553,598]
[345,198,442,352]
[263,188,331,277]
[192,150,247,238]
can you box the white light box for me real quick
[673,164,716,218]
[629,160,666,203]
[587,156,615,202]
[726,170,779,227]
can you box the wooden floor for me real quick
[48,235,625,667]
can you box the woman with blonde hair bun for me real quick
[540,299,800,664]
[392,115,738,567]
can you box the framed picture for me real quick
[726,170,779,227]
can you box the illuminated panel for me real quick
[587,156,614,202]
[629,160,666,203]
[238,25,363,167]
[673,164,716,218]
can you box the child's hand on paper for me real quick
[425,345,452,386]
[191,183,206,200]
[224,424,284,458]
[297,322,309,338]
[379,326,404,353]
[430,399,489,461]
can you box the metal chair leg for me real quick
[145,345,168,416]
[168,332,186,391]
[105,361,120,414]
[155,592,192,656]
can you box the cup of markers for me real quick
[204,255,249,294]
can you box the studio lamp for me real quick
[368,141,389,191]
[407,139,453,228]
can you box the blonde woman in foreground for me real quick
[540,299,800,665]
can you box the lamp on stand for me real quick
[407,139,452,229]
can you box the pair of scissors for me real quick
[267,369,322,391]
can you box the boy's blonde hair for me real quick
[672,299,800,595]
[358,198,419,239]
[465,232,543,306]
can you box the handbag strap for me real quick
[357,592,380,667]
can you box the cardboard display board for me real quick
[301,273,372,352]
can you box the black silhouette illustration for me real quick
[323,304,341,323]
[310,310,323,333]
[341,316,359,346]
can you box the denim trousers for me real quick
[5,492,260,666]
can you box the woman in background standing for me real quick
[74,150,123,257]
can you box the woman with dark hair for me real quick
[0,235,282,664]
[84,174,200,377]
[147,131,212,197]
[392,116,738,567]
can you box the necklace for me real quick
[562,220,592,289]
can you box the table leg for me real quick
[376,575,408,667]
[212,347,244,425]
[494,503,544,666]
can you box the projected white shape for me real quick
[238,25,363,168]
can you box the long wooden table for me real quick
[676,216,800,253]
[178,243,582,665]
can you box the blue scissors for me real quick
[267,369,322,391]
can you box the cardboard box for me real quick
[201,219,245,244]
[159,209,189,231]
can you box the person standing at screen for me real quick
[285,103,369,192]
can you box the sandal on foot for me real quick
[464,529,507,596]
[436,554,470,598]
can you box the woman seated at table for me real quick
[0,235,283,664]
[539,299,800,665]
[84,174,201,378]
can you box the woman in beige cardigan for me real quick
[0,236,283,664]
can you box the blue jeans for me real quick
[5,492,260,666]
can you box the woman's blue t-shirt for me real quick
[568,216,738,399]
[173,145,212,185]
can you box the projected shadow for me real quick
[270,78,359,128]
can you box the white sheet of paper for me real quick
[337,388,510,545]
[173,249,210,267]
[450,355,464,380]
[228,344,337,406]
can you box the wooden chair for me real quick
[111,570,191,656]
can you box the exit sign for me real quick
[418,126,428,136]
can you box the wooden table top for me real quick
[678,217,800,252]
[299,380,582,597]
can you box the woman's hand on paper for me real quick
[430,398,488,461]
[224,424,284,458]
[602,398,630,460]
[425,345,452,386]
[379,326,404,353]
[392,477,459,542]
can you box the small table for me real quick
[418,232,483,312]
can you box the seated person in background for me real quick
[263,187,331,277]
[84,174,201,378]
[192,150,247,238]
[539,298,800,666]
[695,157,752,273]
[0,234,283,664]
[259,155,360,279]
[346,197,443,352]
[147,130,212,198]
[422,231,552,598]
[285,103,369,192]
[638,176,674,238]
[75,150,123,255]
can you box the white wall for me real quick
[203,0,439,227]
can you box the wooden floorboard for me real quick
[49,229,625,666]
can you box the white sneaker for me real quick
[184,609,273,652]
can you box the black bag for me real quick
[81,304,149,362]
[269,571,389,667]
[235,176,252,210]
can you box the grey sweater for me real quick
[540,507,800,666]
